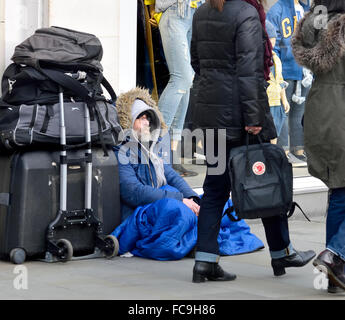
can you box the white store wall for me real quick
[0,0,137,96]
[0,0,310,96]
[0,0,4,78]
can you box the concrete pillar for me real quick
[0,0,5,84]
[3,0,45,67]
[48,0,137,95]
[0,0,137,96]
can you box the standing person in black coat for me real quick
[191,0,316,283]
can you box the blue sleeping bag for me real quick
[112,186,264,261]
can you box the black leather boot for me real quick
[271,249,316,276]
[192,261,237,283]
[328,280,345,294]
[313,249,345,290]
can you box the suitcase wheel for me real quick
[102,235,119,259]
[56,239,73,262]
[10,248,26,265]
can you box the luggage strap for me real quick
[38,67,97,111]
[38,67,110,156]
[0,193,10,207]
[40,105,54,134]
[60,153,92,165]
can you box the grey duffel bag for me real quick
[0,99,122,152]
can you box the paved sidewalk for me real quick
[0,218,344,300]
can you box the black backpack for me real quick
[0,26,122,153]
[226,135,310,222]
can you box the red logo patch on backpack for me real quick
[252,161,266,175]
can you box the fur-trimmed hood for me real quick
[116,87,166,132]
[115,87,169,189]
[292,12,345,74]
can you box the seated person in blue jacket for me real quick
[111,87,264,260]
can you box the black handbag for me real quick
[226,134,310,221]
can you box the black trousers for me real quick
[196,139,291,256]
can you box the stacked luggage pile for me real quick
[0,26,122,264]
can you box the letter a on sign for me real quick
[13,265,28,290]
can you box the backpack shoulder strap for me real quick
[225,206,241,222]
[101,76,117,103]
[287,202,311,222]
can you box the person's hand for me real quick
[245,126,262,135]
[183,198,200,216]
[149,9,158,28]
[282,99,290,114]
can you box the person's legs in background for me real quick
[263,212,315,276]
[158,4,197,176]
[313,188,345,292]
[277,80,294,152]
[290,82,310,161]
[196,155,231,261]
[270,105,286,144]
[262,214,291,255]
[193,139,236,282]
[263,124,315,276]
[326,189,345,253]
[278,80,307,166]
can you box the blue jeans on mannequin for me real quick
[158,4,195,143]
[278,80,310,154]
[326,188,345,262]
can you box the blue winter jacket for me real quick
[266,0,310,80]
[114,138,198,221]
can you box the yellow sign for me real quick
[190,1,199,8]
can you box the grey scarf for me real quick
[136,137,167,189]
[131,99,167,188]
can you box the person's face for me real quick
[133,113,151,141]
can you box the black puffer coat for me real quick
[191,0,276,142]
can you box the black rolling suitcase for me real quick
[0,148,121,264]
[0,84,121,264]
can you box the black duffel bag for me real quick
[0,26,122,153]
[0,67,122,153]
[226,134,310,221]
